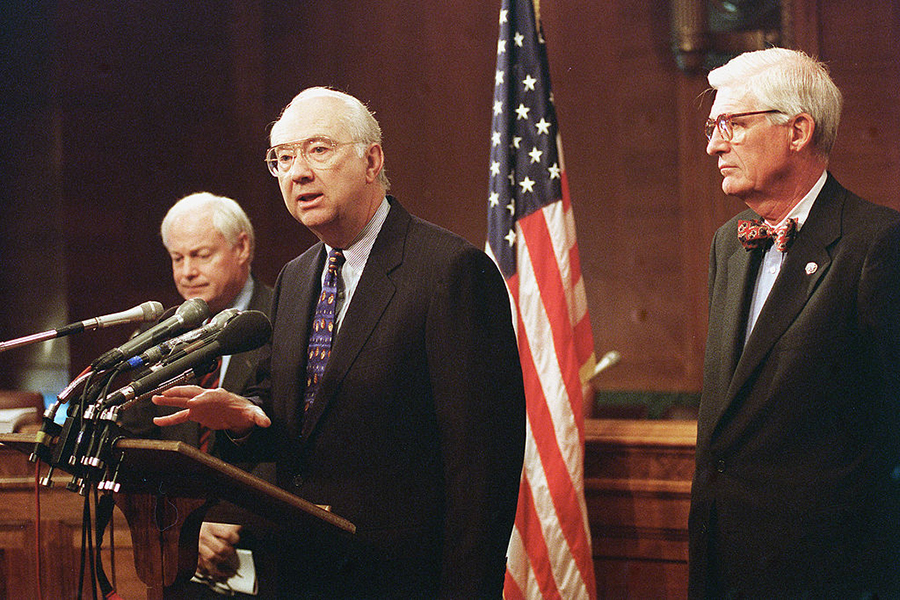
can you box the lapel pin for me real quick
[805,262,818,275]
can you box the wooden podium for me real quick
[0,432,356,600]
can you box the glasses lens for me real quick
[303,138,338,167]
[265,147,298,176]
[265,148,282,176]
[265,138,343,176]
[717,116,732,141]
[705,116,733,141]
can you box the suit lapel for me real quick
[281,246,327,441]
[702,236,760,433]
[722,176,843,416]
[723,246,759,376]
[300,200,408,440]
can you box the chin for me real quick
[181,291,210,305]
[721,179,750,198]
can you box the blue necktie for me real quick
[304,248,344,412]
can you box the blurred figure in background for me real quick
[121,191,275,599]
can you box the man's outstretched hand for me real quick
[152,385,271,436]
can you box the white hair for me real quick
[708,47,843,157]
[161,192,256,261]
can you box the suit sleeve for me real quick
[857,219,900,468]
[425,246,526,598]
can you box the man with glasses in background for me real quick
[151,87,526,599]
[690,47,900,598]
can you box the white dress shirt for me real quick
[745,170,827,344]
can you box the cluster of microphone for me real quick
[15,298,272,495]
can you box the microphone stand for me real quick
[0,329,67,353]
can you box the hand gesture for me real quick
[152,385,271,436]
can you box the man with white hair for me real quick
[152,88,526,599]
[127,191,273,447]
[692,47,900,598]
[121,191,275,599]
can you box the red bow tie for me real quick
[737,218,798,252]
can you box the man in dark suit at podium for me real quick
[120,191,275,599]
[690,47,900,599]
[151,87,526,599]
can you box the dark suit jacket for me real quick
[223,198,526,599]
[120,276,274,448]
[690,174,900,599]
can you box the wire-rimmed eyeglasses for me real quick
[705,110,783,142]
[265,137,356,176]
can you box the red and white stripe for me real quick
[489,164,597,600]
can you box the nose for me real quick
[177,257,200,279]
[288,153,315,181]
[706,128,728,156]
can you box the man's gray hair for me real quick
[161,192,256,261]
[708,47,843,157]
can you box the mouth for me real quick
[297,193,323,205]
[180,285,208,295]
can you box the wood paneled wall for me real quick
[1,1,898,395]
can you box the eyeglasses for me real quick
[705,110,783,142]
[265,137,356,176]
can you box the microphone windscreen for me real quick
[217,310,272,355]
[141,301,165,322]
[174,297,210,324]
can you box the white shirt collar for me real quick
[229,275,255,311]
[770,170,827,231]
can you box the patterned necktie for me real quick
[737,218,798,252]
[304,248,345,413]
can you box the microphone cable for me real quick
[33,461,45,600]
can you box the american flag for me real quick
[486,0,598,599]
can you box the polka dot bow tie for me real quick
[737,218,798,252]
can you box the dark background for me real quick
[2,0,898,412]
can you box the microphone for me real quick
[100,310,271,408]
[591,350,622,379]
[124,308,240,371]
[0,301,165,353]
[91,298,210,371]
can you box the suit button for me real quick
[292,474,305,488]
[716,459,726,473]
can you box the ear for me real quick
[364,143,385,184]
[789,113,816,153]
[234,231,252,265]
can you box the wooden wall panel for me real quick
[1,0,898,398]
[585,419,696,599]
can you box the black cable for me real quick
[78,495,88,599]
[93,491,118,598]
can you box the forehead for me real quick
[166,211,227,252]
[709,87,753,117]
[270,96,348,146]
